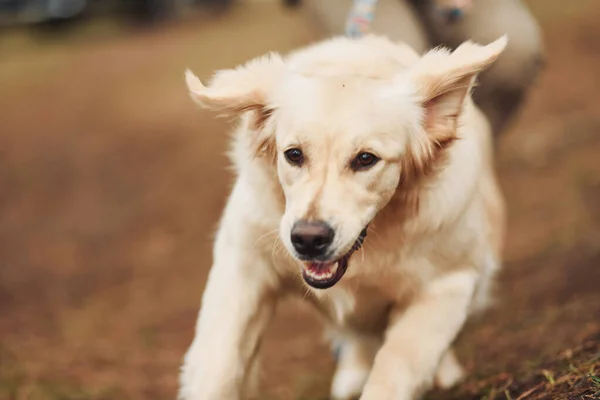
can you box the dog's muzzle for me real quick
[301,226,368,289]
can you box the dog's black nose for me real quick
[291,220,334,259]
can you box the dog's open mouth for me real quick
[301,227,368,289]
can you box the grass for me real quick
[429,332,600,400]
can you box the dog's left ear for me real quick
[409,36,507,142]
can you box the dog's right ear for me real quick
[186,52,284,161]
[185,52,284,117]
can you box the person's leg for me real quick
[413,0,545,134]
[302,0,431,54]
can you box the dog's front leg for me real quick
[360,270,477,400]
[178,215,280,400]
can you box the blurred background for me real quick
[0,0,598,399]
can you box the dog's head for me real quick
[186,35,506,289]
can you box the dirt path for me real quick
[0,1,598,399]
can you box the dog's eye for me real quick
[284,148,304,166]
[351,152,379,171]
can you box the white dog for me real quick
[179,34,507,400]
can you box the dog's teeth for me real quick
[305,263,337,280]
[330,263,338,275]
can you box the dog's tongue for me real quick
[308,262,334,272]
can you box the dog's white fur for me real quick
[179,34,507,400]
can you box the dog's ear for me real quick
[409,36,507,143]
[185,52,284,115]
[185,52,284,161]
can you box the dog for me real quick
[179,33,507,400]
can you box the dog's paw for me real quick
[434,350,465,389]
[331,367,369,400]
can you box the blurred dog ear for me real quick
[409,36,507,143]
[185,52,284,117]
[186,52,285,161]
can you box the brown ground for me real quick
[0,1,599,399]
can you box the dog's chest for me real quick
[311,276,413,335]
[300,234,457,334]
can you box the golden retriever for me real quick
[179,34,507,400]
